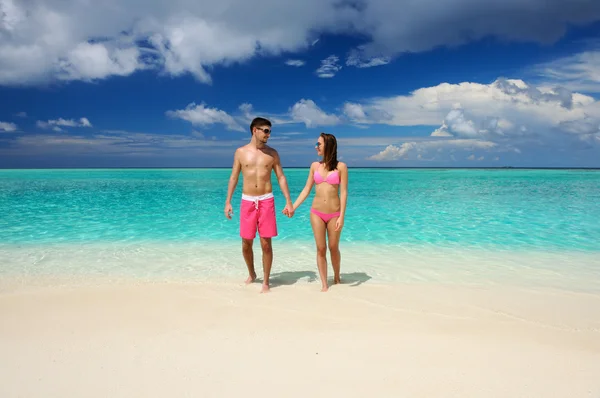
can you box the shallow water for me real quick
[1,168,599,291]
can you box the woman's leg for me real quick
[326,216,342,284]
[310,211,329,291]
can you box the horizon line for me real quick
[1,166,599,170]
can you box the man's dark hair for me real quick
[250,117,272,135]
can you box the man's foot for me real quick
[245,272,257,284]
[333,276,341,284]
[260,283,270,293]
[321,285,328,292]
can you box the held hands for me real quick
[224,203,233,219]
[282,203,295,218]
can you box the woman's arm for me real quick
[292,162,316,211]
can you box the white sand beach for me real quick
[1,278,599,397]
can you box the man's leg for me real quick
[256,196,277,293]
[240,197,258,284]
[259,237,272,293]
[242,238,256,283]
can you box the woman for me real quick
[291,132,348,292]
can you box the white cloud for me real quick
[346,47,390,68]
[315,55,342,78]
[237,103,255,123]
[343,103,368,124]
[347,56,390,68]
[346,1,600,61]
[440,108,478,138]
[558,117,600,135]
[191,130,205,139]
[367,139,501,161]
[356,77,600,161]
[2,125,596,166]
[166,103,245,132]
[369,143,417,160]
[346,79,599,141]
[1,0,24,32]
[285,59,305,67]
[429,108,514,139]
[467,154,485,161]
[280,132,304,136]
[0,121,17,132]
[532,50,600,93]
[0,0,330,85]
[1,0,600,85]
[36,117,93,130]
[57,42,142,82]
[231,102,297,127]
[5,130,245,157]
[430,124,454,137]
[268,131,306,141]
[289,99,341,128]
[146,17,260,84]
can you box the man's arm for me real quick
[292,162,316,211]
[272,150,294,215]
[224,149,241,219]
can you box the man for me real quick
[224,117,295,293]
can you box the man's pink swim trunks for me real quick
[240,192,278,239]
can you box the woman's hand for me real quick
[335,217,344,231]
[282,204,295,218]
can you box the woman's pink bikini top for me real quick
[314,169,340,185]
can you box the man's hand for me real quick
[283,203,294,218]
[224,203,233,219]
[335,217,344,231]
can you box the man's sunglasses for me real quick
[256,127,271,134]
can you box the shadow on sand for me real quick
[336,272,372,287]
[269,271,318,288]
[260,271,373,289]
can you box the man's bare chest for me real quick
[240,152,274,169]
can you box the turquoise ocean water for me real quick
[1,168,600,290]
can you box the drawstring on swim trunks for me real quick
[241,192,274,213]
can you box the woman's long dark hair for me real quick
[320,132,338,171]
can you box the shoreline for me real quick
[1,280,599,397]
[2,241,600,294]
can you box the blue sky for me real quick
[1,0,600,168]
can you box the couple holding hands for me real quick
[224,117,348,293]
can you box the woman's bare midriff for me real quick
[311,184,340,213]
